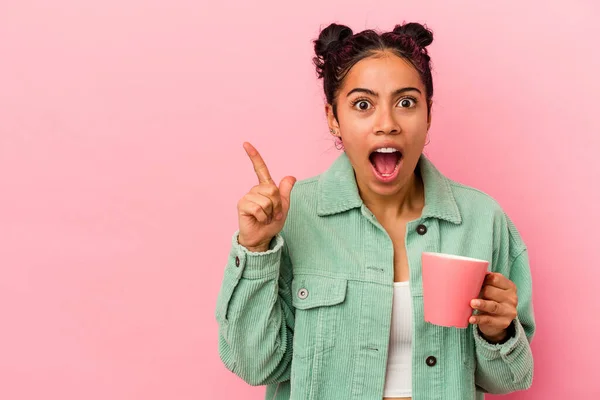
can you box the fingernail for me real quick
[469,317,476,324]
[472,300,481,307]
[275,212,283,220]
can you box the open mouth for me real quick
[369,147,402,180]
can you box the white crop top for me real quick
[383,281,413,398]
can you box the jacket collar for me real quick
[316,151,462,224]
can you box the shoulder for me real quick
[287,174,320,206]
[447,178,527,254]
[282,174,321,226]
[290,174,320,193]
[448,178,504,215]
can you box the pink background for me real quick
[1,0,599,398]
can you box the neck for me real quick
[358,169,425,222]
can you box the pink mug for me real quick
[422,252,489,328]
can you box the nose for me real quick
[373,105,401,135]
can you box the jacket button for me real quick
[297,288,309,299]
[426,356,437,367]
[416,224,427,235]
[235,256,240,267]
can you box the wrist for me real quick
[480,329,508,344]
[237,234,271,253]
[245,244,270,253]
[479,321,516,345]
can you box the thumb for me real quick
[279,176,297,211]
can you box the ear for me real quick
[325,104,340,135]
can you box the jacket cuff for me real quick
[227,230,284,280]
[474,317,527,361]
[215,231,284,325]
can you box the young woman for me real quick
[215,22,535,400]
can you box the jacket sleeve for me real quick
[474,232,535,394]
[215,231,294,386]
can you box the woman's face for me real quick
[327,51,431,199]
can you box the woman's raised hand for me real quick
[237,142,296,252]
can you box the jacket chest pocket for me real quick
[291,274,348,360]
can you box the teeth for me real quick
[374,147,398,153]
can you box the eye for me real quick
[352,99,372,111]
[398,97,417,108]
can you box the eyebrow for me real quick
[346,87,422,97]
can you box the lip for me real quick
[368,143,404,184]
[367,142,404,155]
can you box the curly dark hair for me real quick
[313,22,434,121]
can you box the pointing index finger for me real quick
[243,142,273,184]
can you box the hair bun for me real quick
[392,22,433,49]
[314,23,354,59]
